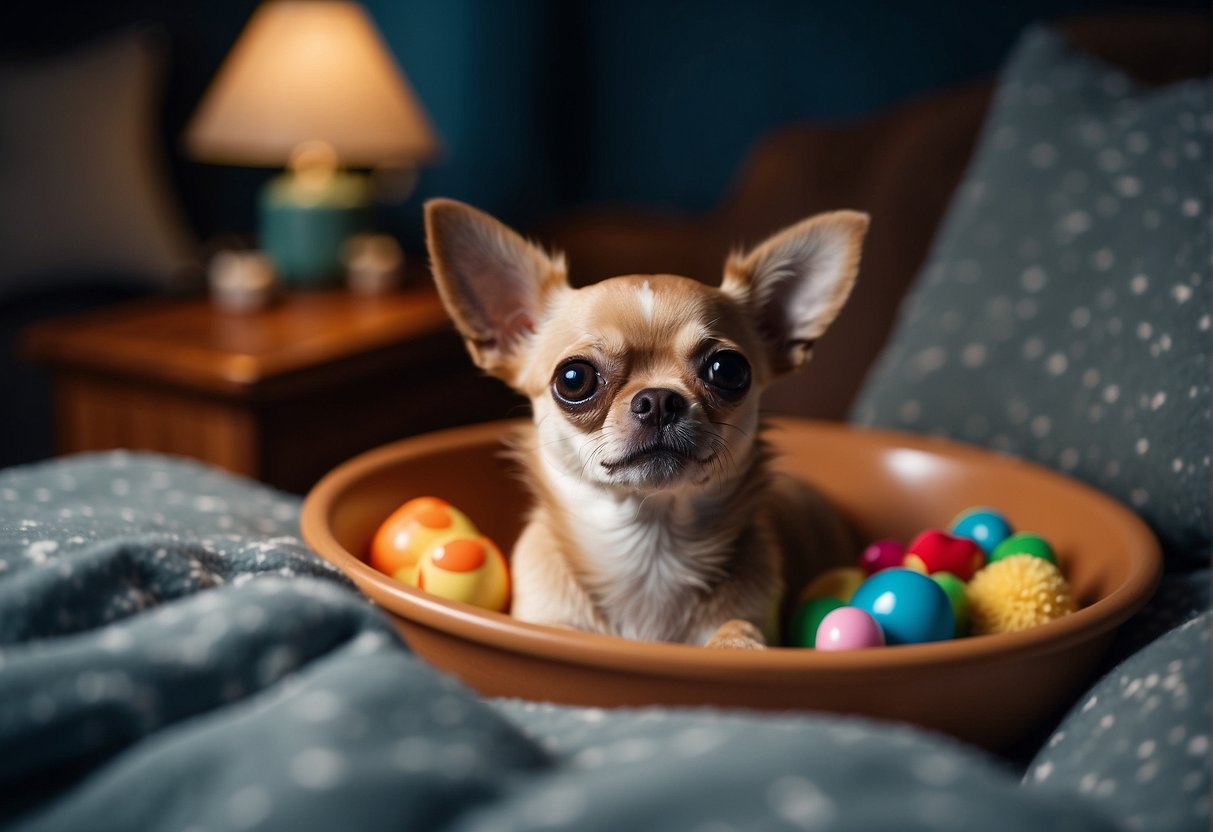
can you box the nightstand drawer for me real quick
[26,286,523,492]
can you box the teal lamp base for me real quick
[259,171,372,287]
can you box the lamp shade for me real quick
[185,0,440,167]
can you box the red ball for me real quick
[860,539,907,575]
[904,529,985,580]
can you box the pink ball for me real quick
[815,607,886,651]
[860,539,906,575]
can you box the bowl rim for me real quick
[301,418,1162,679]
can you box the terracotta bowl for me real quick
[301,418,1160,750]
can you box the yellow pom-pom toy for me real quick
[966,554,1075,635]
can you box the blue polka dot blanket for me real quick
[0,449,1206,832]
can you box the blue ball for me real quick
[950,507,1013,555]
[849,569,955,645]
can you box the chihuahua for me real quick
[425,199,868,648]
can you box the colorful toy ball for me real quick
[788,597,846,647]
[798,567,866,605]
[849,568,955,645]
[966,554,1074,635]
[903,529,985,581]
[859,539,906,575]
[416,535,510,612]
[989,532,1056,565]
[815,607,886,651]
[370,497,479,583]
[949,507,1013,555]
[931,572,969,637]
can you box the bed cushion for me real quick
[0,450,1183,832]
[850,26,1211,567]
[1,450,1207,831]
[1024,611,1211,832]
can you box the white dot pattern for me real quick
[1026,613,1210,832]
[852,28,1211,565]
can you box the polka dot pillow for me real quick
[851,26,1210,566]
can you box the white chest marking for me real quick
[541,454,730,642]
[637,280,655,322]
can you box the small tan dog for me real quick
[425,199,868,648]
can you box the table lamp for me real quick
[185,0,440,286]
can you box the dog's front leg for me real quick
[704,619,766,649]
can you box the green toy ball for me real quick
[931,571,969,637]
[788,597,845,647]
[989,532,1056,565]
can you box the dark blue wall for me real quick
[2,0,1206,251]
[373,0,1206,247]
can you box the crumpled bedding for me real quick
[0,451,1207,831]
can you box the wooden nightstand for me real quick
[24,285,522,493]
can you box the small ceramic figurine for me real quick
[345,233,404,295]
[209,250,277,312]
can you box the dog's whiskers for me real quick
[709,419,751,439]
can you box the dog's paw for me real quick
[706,636,765,650]
[704,619,766,650]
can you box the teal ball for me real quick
[950,507,1013,555]
[850,568,955,645]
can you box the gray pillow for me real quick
[0,29,197,299]
[1024,611,1210,832]
[851,26,1210,566]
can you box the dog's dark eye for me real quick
[701,350,751,396]
[553,360,599,404]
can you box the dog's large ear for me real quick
[722,211,869,375]
[425,199,568,381]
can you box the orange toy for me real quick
[370,497,478,583]
[369,497,510,612]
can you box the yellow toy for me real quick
[416,535,510,612]
[369,497,478,584]
[369,497,510,612]
[966,554,1074,635]
[797,567,866,605]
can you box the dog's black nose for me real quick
[630,388,687,427]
